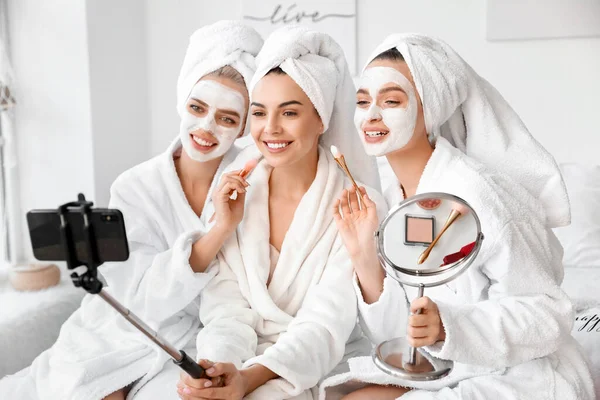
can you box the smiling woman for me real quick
[249,66,323,169]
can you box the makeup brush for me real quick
[417,201,469,265]
[330,145,364,203]
[208,157,260,223]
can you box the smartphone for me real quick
[27,208,129,264]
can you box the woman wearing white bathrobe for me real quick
[175,26,384,400]
[0,21,262,400]
[322,35,596,399]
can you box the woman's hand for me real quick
[177,362,246,400]
[407,296,446,347]
[211,171,249,234]
[332,186,379,264]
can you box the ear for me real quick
[319,122,325,136]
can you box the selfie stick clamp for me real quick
[56,193,206,379]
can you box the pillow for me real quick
[553,164,600,267]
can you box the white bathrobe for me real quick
[320,137,595,399]
[0,139,240,400]
[195,145,387,400]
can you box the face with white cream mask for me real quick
[354,65,419,156]
[179,75,248,162]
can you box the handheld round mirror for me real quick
[372,192,484,382]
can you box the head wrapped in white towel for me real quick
[364,34,569,228]
[250,25,380,190]
[176,21,263,161]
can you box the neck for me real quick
[176,149,223,191]
[385,136,434,198]
[269,146,319,200]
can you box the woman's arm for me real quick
[425,222,573,368]
[100,181,218,325]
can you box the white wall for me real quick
[8,0,95,261]
[86,0,150,207]
[146,0,600,165]
[7,0,151,261]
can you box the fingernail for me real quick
[183,387,191,394]
[206,367,215,374]
[204,381,212,388]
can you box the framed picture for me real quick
[242,0,357,74]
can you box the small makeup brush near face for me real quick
[208,157,260,223]
[330,145,365,203]
[417,201,470,265]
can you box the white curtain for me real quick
[0,0,19,266]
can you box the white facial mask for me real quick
[354,66,418,156]
[179,80,246,162]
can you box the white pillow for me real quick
[553,164,600,267]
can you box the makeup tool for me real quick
[330,145,364,203]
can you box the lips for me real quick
[263,140,293,153]
[363,129,389,143]
[190,133,218,152]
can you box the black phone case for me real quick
[27,208,129,264]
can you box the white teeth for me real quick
[365,131,388,137]
[266,142,290,149]
[192,136,216,147]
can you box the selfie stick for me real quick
[57,194,206,379]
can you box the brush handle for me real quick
[335,156,365,203]
[417,209,462,265]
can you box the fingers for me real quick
[218,178,246,197]
[179,372,210,390]
[204,362,235,378]
[332,199,342,222]
[410,296,436,314]
[358,186,377,211]
[339,189,351,218]
[348,187,360,213]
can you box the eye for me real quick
[221,116,236,125]
[385,100,401,105]
[356,100,370,107]
[251,110,265,117]
[283,110,297,117]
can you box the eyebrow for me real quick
[220,109,241,118]
[251,100,303,108]
[190,97,208,106]
[357,88,369,95]
[379,86,406,95]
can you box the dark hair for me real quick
[372,47,405,63]
[266,66,286,75]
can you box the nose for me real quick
[263,114,281,136]
[366,105,382,122]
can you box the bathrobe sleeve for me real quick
[196,253,259,368]
[242,240,358,395]
[354,275,410,346]
[425,221,574,369]
[99,178,217,326]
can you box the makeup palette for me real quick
[404,215,435,246]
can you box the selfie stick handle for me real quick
[407,284,425,365]
[57,194,206,379]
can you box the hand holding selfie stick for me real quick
[57,194,206,379]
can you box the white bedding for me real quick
[562,267,600,396]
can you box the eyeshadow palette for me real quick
[404,214,435,246]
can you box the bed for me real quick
[554,163,600,395]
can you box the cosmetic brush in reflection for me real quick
[417,201,469,265]
[208,157,261,223]
[330,145,364,203]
